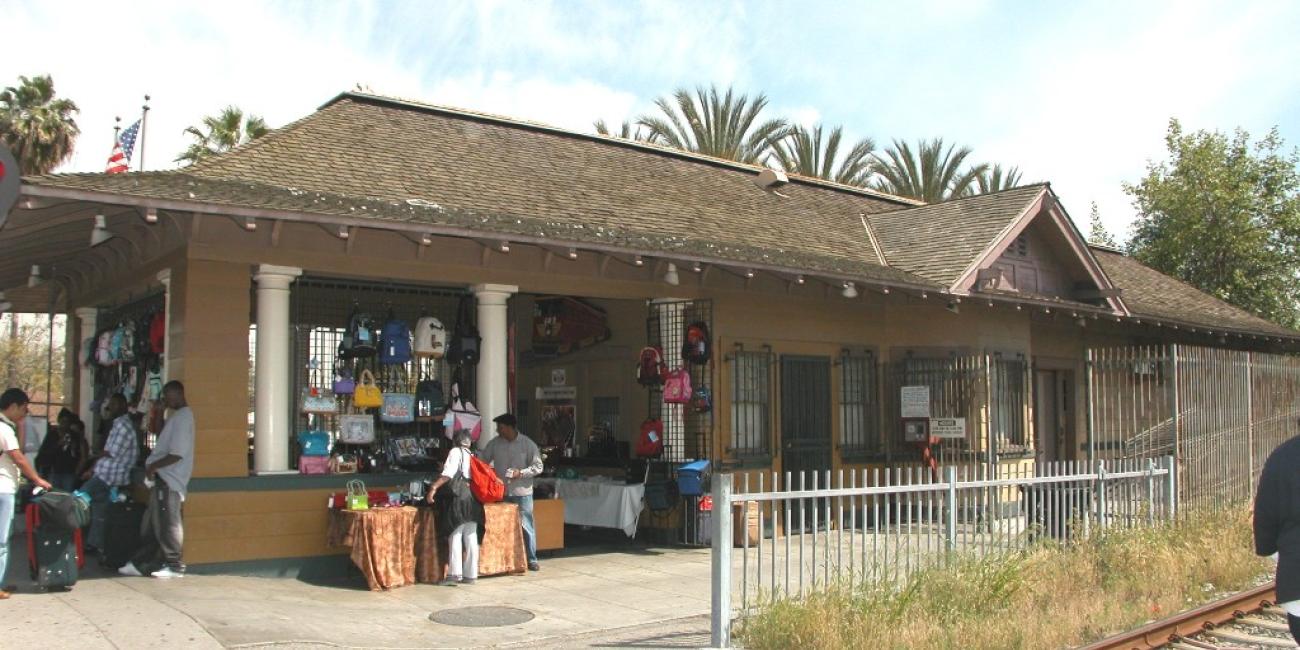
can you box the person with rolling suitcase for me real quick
[0,388,52,598]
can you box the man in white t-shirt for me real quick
[0,388,52,598]
[120,381,195,580]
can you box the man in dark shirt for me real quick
[1254,435,1300,644]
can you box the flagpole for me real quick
[139,95,150,172]
[113,116,121,144]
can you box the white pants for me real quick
[447,522,479,580]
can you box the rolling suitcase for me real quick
[25,503,84,590]
[102,501,145,569]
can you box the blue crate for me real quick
[677,460,711,496]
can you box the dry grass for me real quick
[738,508,1270,649]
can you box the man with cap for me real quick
[479,413,544,571]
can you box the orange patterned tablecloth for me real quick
[329,503,526,590]
[415,502,527,582]
[327,506,419,591]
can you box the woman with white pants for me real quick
[427,430,484,586]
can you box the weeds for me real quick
[738,508,1269,649]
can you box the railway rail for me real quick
[1080,583,1295,649]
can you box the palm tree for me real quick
[593,119,650,142]
[975,164,1023,194]
[768,124,876,186]
[635,85,787,164]
[0,75,80,175]
[870,138,988,202]
[176,106,270,165]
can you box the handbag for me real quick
[381,393,416,424]
[447,296,481,365]
[338,413,375,445]
[330,454,359,474]
[444,381,482,442]
[300,386,337,414]
[299,455,331,475]
[297,428,331,456]
[663,368,693,404]
[353,369,383,409]
[332,366,356,396]
[388,436,424,464]
[346,479,369,510]
[415,377,445,420]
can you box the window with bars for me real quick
[731,350,771,456]
[990,356,1029,449]
[839,352,881,457]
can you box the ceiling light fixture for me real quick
[567,247,578,260]
[90,214,112,246]
[881,286,891,295]
[841,282,858,299]
[144,207,158,224]
[795,274,805,285]
[633,255,644,267]
[663,263,680,286]
[27,265,42,288]
[420,233,433,246]
[499,241,510,253]
[243,217,257,231]
[692,262,703,273]
[337,225,350,239]
[744,268,755,279]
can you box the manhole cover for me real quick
[429,606,535,627]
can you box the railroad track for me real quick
[1080,583,1297,649]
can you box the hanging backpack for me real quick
[96,330,116,366]
[469,455,505,503]
[144,367,164,402]
[663,368,693,404]
[447,297,481,365]
[636,418,665,458]
[134,314,154,361]
[115,322,136,363]
[690,385,713,413]
[413,316,447,358]
[343,311,378,358]
[379,314,413,365]
[636,346,667,387]
[149,311,166,355]
[682,321,711,365]
[416,377,445,419]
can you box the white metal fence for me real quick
[708,458,1175,647]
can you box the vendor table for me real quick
[543,478,645,537]
[327,502,526,591]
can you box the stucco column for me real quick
[75,308,97,420]
[253,265,302,474]
[472,283,518,448]
[156,269,172,381]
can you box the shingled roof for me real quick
[869,184,1048,287]
[1091,247,1296,336]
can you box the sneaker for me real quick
[459,577,477,585]
[151,567,185,579]
[118,562,144,577]
[436,577,459,587]
[527,561,540,572]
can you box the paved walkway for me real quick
[1,533,715,649]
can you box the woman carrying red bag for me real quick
[426,430,484,586]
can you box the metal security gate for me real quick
[781,355,832,527]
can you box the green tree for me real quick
[975,163,1023,194]
[593,119,650,142]
[176,105,270,165]
[767,124,876,186]
[870,138,988,202]
[1087,202,1118,248]
[0,314,64,401]
[1125,119,1300,327]
[635,85,787,164]
[0,74,80,175]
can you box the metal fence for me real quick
[1088,344,1300,510]
[708,457,1175,647]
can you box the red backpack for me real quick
[636,418,665,458]
[682,321,711,365]
[636,346,667,387]
[149,312,166,354]
[469,455,505,503]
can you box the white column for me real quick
[472,283,518,448]
[75,308,97,420]
[253,265,302,474]
[155,269,172,381]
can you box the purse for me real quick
[332,366,356,396]
[353,369,383,409]
[381,393,416,424]
[415,377,445,420]
[444,381,482,442]
[299,455,330,475]
[300,385,337,414]
[298,428,331,456]
[346,479,369,510]
[331,454,359,474]
[338,413,376,444]
[663,368,693,404]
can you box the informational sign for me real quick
[551,368,567,386]
[900,385,931,418]
[535,386,577,401]
[902,418,930,443]
[930,417,967,440]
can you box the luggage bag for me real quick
[25,503,84,590]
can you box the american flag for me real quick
[105,120,141,174]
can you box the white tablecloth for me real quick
[547,479,645,537]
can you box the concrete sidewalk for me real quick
[1,533,714,649]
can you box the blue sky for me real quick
[6,0,1299,239]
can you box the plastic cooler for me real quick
[676,460,711,496]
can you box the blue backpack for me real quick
[380,317,412,365]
